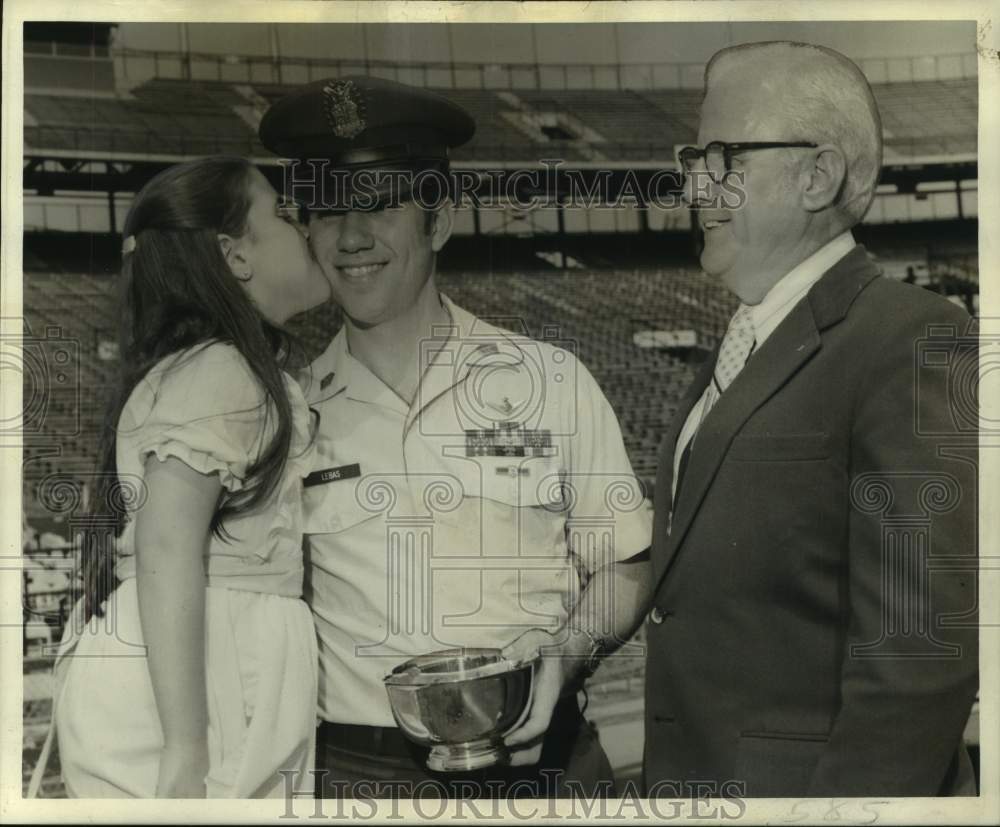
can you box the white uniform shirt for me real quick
[671,231,856,503]
[302,295,653,725]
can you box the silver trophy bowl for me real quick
[384,647,538,772]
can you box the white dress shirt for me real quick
[670,231,856,505]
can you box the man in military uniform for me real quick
[259,77,652,799]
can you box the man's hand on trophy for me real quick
[501,626,591,766]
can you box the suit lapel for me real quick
[651,351,715,584]
[662,304,821,567]
[652,245,881,590]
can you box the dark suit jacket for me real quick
[643,246,979,797]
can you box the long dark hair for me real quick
[83,156,296,621]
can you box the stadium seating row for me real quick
[23,76,978,160]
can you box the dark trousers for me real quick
[315,695,615,799]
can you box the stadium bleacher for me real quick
[874,78,978,156]
[24,76,978,160]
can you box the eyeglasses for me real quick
[676,141,819,183]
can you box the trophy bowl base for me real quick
[427,738,509,772]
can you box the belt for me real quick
[318,694,584,760]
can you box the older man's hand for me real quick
[500,626,590,767]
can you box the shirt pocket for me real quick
[728,431,831,462]
[469,455,566,510]
[301,475,378,534]
[486,457,569,563]
[438,455,566,559]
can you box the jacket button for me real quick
[649,606,666,624]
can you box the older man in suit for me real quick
[644,41,978,798]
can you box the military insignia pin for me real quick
[322,80,366,139]
[487,396,521,416]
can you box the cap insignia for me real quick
[322,80,366,139]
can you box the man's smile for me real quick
[337,262,388,281]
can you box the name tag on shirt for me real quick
[304,463,361,488]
